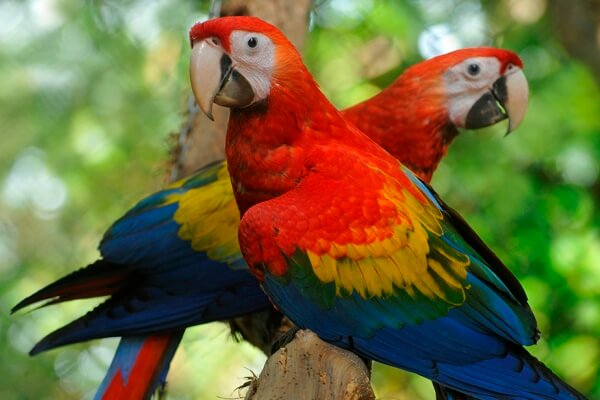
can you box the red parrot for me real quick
[189,16,584,399]
[14,26,529,400]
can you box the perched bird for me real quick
[189,16,583,399]
[13,25,528,400]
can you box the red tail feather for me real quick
[101,334,175,400]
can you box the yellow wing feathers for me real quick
[173,164,241,262]
[307,181,469,304]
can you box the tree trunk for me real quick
[168,1,375,398]
[547,0,600,85]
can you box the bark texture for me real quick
[244,330,374,400]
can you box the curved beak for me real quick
[189,40,255,120]
[465,68,528,135]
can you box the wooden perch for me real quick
[244,330,374,400]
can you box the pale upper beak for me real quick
[189,39,254,120]
[465,68,528,135]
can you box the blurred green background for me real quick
[1,0,598,399]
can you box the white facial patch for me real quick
[229,31,275,104]
[444,57,503,127]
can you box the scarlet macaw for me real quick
[14,29,529,400]
[188,16,583,399]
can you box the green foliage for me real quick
[1,0,598,398]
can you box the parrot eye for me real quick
[467,63,481,76]
[247,37,258,48]
[227,31,275,105]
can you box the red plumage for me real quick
[100,334,174,400]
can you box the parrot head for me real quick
[409,47,529,135]
[189,16,306,121]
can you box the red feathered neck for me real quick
[343,68,452,183]
[225,63,395,215]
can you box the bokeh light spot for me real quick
[70,114,114,164]
[557,146,599,187]
[0,220,19,279]
[2,148,68,218]
[508,0,547,24]
[313,0,374,28]
[418,24,462,59]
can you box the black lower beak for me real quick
[218,53,234,92]
[464,76,508,130]
[214,54,254,108]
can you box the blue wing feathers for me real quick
[30,271,268,354]
[462,271,537,345]
[101,204,189,267]
[18,161,273,354]
[357,325,582,399]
